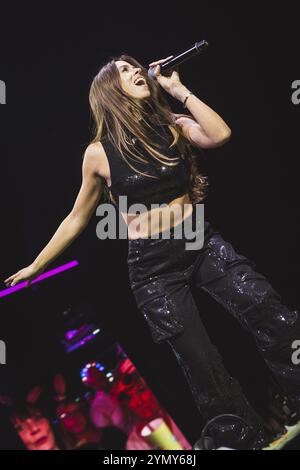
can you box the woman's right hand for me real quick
[4,263,46,288]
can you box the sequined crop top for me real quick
[100,124,190,209]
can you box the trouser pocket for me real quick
[132,278,184,344]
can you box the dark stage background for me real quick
[0,3,299,449]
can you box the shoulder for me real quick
[84,141,106,161]
[171,112,198,127]
[170,112,200,143]
[83,141,108,176]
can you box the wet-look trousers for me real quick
[127,209,300,446]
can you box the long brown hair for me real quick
[89,54,208,205]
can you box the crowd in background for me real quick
[1,355,191,451]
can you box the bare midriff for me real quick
[121,192,193,240]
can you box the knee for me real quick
[242,300,300,352]
[230,268,282,312]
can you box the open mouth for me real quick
[133,77,147,87]
[35,436,48,447]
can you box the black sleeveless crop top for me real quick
[100,124,190,209]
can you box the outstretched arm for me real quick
[4,143,105,287]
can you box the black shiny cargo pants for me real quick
[127,209,300,448]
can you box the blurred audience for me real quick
[82,364,133,435]
[112,358,192,450]
[56,397,126,450]
[1,350,191,450]
[10,403,61,451]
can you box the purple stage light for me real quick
[0,260,79,298]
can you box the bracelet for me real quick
[183,91,193,108]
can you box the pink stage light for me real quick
[0,260,79,298]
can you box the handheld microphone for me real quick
[148,40,209,79]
